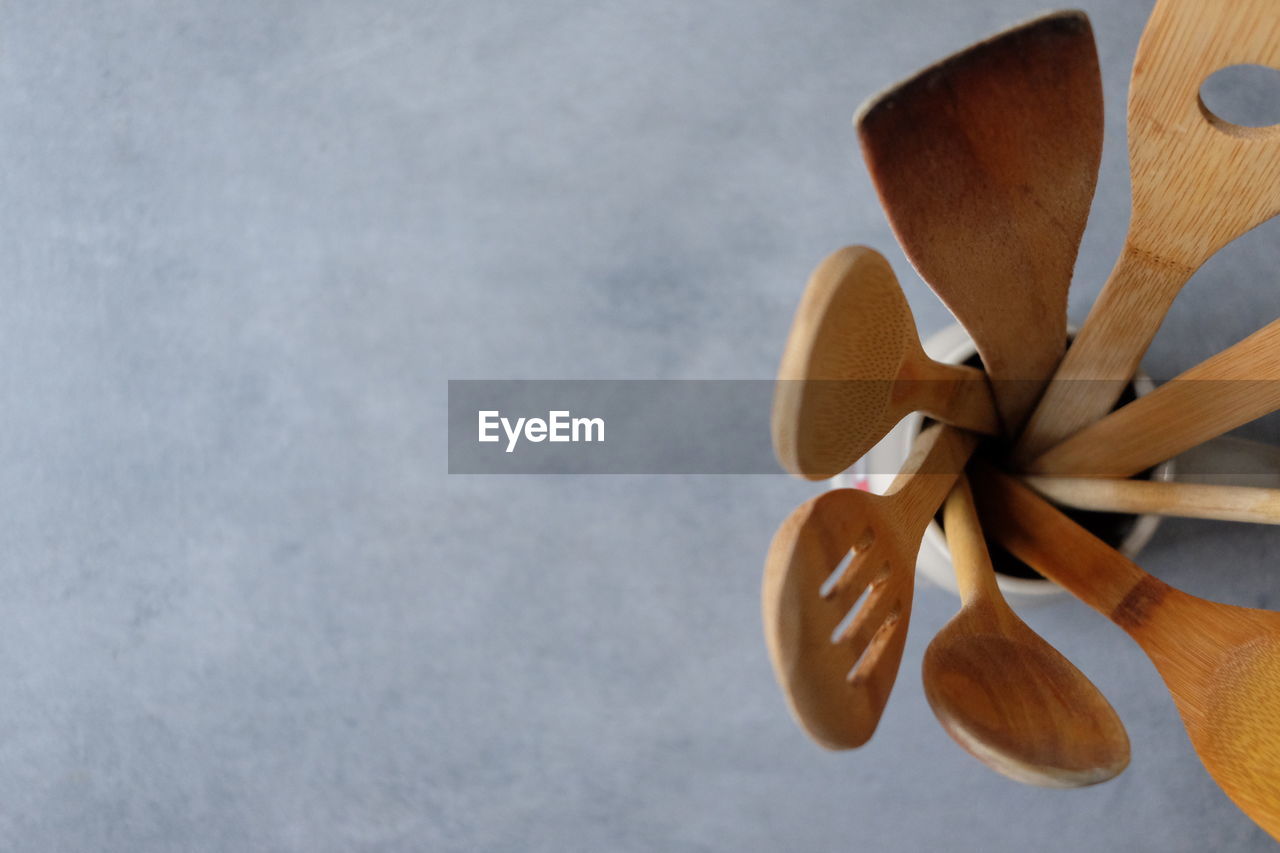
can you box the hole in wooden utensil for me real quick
[821,549,856,599]
[846,611,898,684]
[830,581,871,643]
[1198,64,1280,129]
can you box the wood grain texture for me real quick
[1016,0,1280,461]
[922,478,1129,787]
[763,424,977,749]
[856,10,1103,435]
[1028,317,1280,476]
[1024,476,1280,525]
[972,466,1280,840]
[772,246,998,480]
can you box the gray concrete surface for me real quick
[0,0,1277,849]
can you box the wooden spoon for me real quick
[923,477,1129,787]
[972,465,1280,840]
[1028,316,1280,477]
[856,10,1103,436]
[772,245,998,480]
[1015,0,1280,461]
[1023,477,1280,526]
[763,423,976,749]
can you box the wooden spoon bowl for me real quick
[923,478,1129,787]
[773,246,997,480]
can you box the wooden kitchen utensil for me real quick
[772,246,998,481]
[973,466,1280,840]
[923,477,1129,787]
[856,10,1103,435]
[1028,316,1280,477]
[1015,0,1280,461]
[763,424,977,749]
[1022,477,1280,525]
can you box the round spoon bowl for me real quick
[922,617,1131,787]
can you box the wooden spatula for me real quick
[856,10,1103,436]
[1016,0,1280,461]
[763,423,977,749]
[972,466,1280,841]
[1028,316,1280,477]
[1023,477,1280,525]
[772,246,998,480]
[923,478,1129,787]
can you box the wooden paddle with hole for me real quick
[856,11,1103,436]
[1015,0,1280,462]
[772,246,998,481]
[923,477,1130,787]
[763,424,977,749]
[973,466,1280,840]
[1028,316,1280,477]
[1023,476,1280,525]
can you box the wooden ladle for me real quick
[923,477,1129,787]
[857,10,1103,436]
[772,246,998,480]
[763,424,976,749]
[1016,0,1280,461]
[973,465,1280,840]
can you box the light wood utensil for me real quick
[772,246,998,480]
[973,466,1280,840]
[923,477,1129,787]
[1023,477,1280,526]
[1028,316,1280,477]
[856,10,1103,436]
[1016,0,1280,462]
[763,424,977,749]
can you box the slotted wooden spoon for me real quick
[772,246,998,480]
[763,423,976,749]
[973,465,1280,840]
[857,10,1103,436]
[1029,315,1280,477]
[1016,0,1280,461]
[923,477,1129,787]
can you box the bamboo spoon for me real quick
[763,424,976,749]
[856,10,1103,436]
[1015,0,1280,462]
[1028,316,1280,477]
[923,478,1129,787]
[972,466,1280,841]
[772,246,998,481]
[1023,477,1280,526]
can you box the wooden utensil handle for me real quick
[1014,243,1189,462]
[942,478,1002,606]
[971,464,1168,631]
[1022,476,1280,525]
[902,360,1001,436]
[1029,316,1280,476]
[888,423,979,526]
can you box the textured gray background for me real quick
[0,0,1277,850]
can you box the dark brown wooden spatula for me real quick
[856,10,1103,437]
